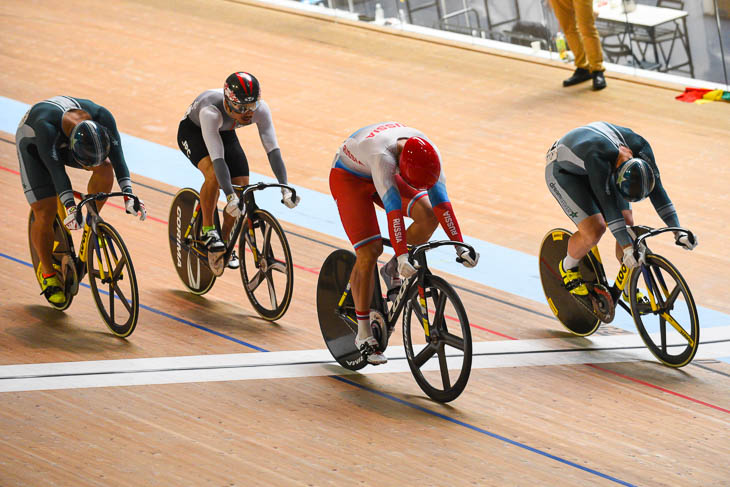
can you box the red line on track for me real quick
[586,364,730,414]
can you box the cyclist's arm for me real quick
[254,102,287,184]
[35,121,75,208]
[633,141,680,227]
[96,107,132,194]
[586,154,633,248]
[427,172,464,242]
[372,158,407,256]
[199,106,235,196]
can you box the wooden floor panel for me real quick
[1,0,729,485]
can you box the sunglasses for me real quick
[228,99,260,114]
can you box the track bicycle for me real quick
[168,182,296,321]
[317,238,477,402]
[28,192,142,337]
[539,225,699,367]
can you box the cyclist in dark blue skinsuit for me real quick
[545,121,697,303]
[16,96,146,306]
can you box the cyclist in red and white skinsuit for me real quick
[329,122,479,364]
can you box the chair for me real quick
[602,40,661,71]
[631,0,689,73]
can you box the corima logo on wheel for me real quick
[176,206,183,268]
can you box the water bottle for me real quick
[375,3,384,21]
[555,32,567,60]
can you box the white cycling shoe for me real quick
[354,335,387,365]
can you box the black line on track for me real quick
[691,362,730,378]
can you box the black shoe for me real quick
[592,70,607,91]
[563,68,592,87]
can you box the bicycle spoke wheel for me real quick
[403,275,472,402]
[240,209,293,321]
[87,222,139,337]
[629,254,699,367]
[168,188,217,295]
[28,211,75,311]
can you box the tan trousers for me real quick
[550,0,605,72]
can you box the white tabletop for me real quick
[597,4,687,27]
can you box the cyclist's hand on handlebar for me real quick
[675,232,697,250]
[622,245,643,269]
[64,205,82,231]
[281,187,300,209]
[225,193,241,218]
[397,254,417,279]
[457,246,479,268]
[124,195,147,221]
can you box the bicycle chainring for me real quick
[589,283,615,323]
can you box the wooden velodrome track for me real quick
[1,0,729,485]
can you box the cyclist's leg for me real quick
[84,161,114,212]
[546,161,605,293]
[30,196,60,276]
[18,139,59,276]
[221,133,249,241]
[177,117,218,229]
[330,167,385,359]
[197,157,220,229]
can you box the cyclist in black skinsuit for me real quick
[545,121,697,304]
[17,96,146,306]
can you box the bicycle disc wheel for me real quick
[168,188,217,295]
[538,228,603,336]
[629,254,699,367]
[316,249,369,370]
[239,209,293,321]
[87,222,139,337]
[27,211,75,311]
[403,275,472,402]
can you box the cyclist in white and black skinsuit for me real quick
[177,72,299,269]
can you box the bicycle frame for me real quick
[335,239,476,340]
[55,191,141,271]
[586,225,695,317]
[176,182,297,272]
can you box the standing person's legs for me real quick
[573,0,607,89]
[551,0,588,70]
[573,0,605,73]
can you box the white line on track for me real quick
[1,327,728,392]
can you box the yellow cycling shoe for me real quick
[37,267,66,305]
[559,260,588,296]
[623,289,651,311]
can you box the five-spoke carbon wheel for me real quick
[239,209,294,321]
[87,222,139,338]
[629,254,699,367]
[403,275,472,402]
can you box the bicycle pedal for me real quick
[62,255,80,297]
[370,310,389,352]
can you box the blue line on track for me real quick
[1,251,633,485]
